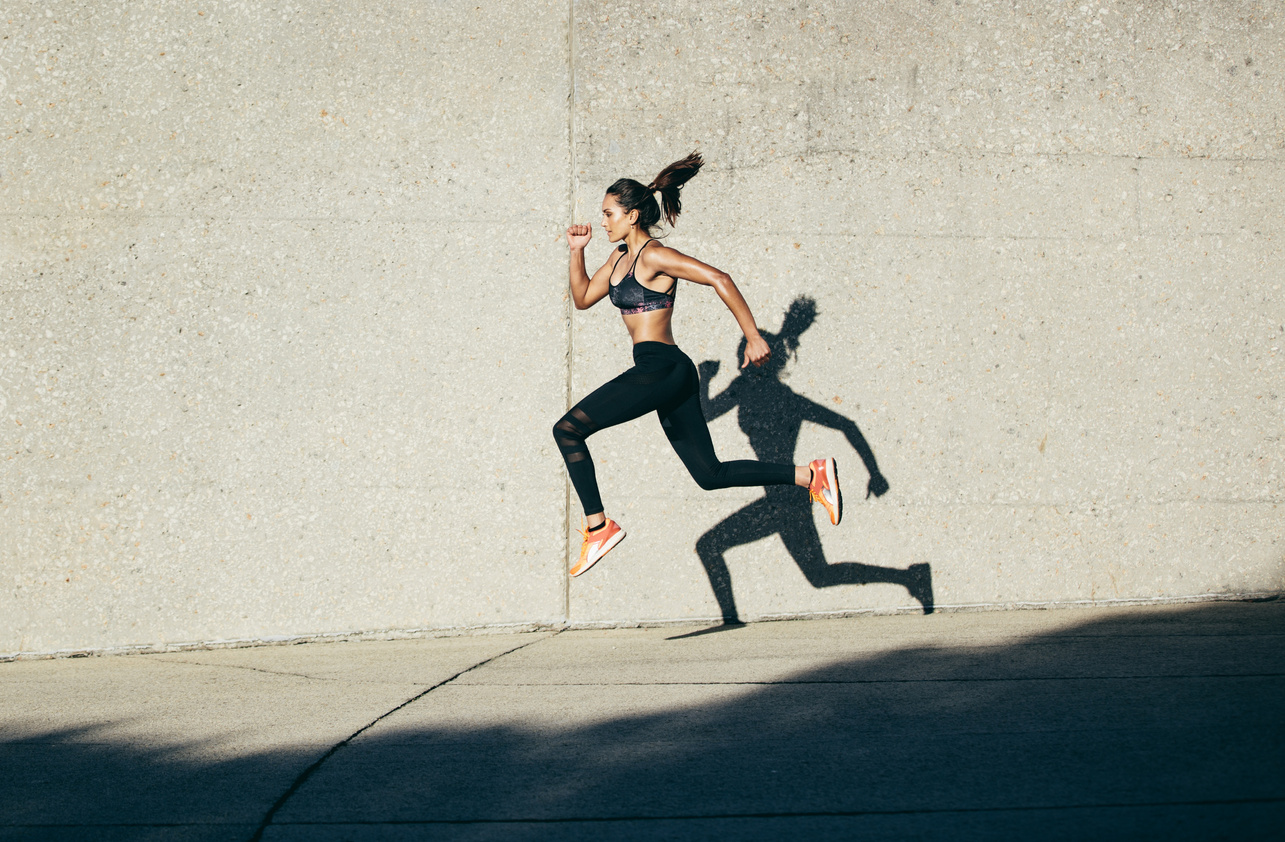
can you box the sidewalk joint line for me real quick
[161,658,448,687]
[255,794,1285,827]
[455,672,1285,687]
[15,794,1285,829]
[248,632,559,842]
[159,658,341,683]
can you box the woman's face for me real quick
[601,194,635,243]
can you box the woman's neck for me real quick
[623,230,652,253]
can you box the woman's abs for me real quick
[621,307,675,346]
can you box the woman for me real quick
[556,152,841,576]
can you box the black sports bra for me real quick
[609,240,676,315]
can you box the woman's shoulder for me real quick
[640,240,684,263]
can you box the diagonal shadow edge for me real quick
[4,603,1282,834]
[256,603,1285,827]
[247,631,559,842]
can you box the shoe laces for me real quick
[577,518,607,543]
[808,466,824,503]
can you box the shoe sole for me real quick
[571,528,626,577]
[827,457,842,526]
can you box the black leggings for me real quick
[554,341,795,515]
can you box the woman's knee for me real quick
[553,416,584,448]
[691,466,726,491]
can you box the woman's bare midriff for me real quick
[621,307,676,345]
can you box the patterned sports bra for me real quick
[609,240,676,315]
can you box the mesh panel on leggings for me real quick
[555,408,595,464]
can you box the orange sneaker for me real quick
[570,517,626,577]
[808,457,842,525]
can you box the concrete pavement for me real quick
[2,600,1282,840]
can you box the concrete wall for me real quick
[3,1,1282,656]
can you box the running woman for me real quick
[556,152,841,576]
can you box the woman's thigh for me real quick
[570,359,685,434]
[656,364,719,465]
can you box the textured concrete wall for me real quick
[3,1,1282,655]
[566,0,1284,623]
[2,0,573,655]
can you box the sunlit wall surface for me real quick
[3,1,1281,655]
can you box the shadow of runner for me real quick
[693,297,931,624]
[666,620,746,640]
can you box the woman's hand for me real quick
[742,334,771,369]
[567,224,592,251]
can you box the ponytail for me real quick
[607,151,704,234]
[648,152,703,227]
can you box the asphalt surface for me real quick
[2,601,1282,841]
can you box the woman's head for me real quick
[602,152,704,241]
[736,296,818,377]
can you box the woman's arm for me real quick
[800,399,889,498]
[644,245,771,368]
[567,224,614,310]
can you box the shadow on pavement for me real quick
[1,602,1282,840]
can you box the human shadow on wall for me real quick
[688,296,931,628]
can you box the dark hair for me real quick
[606,151,704,234]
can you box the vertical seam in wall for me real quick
[563,0,577,623]
[1132,156,1144,237]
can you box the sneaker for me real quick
[570,517,625,577]
[808,457,842,525]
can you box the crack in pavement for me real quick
[247,631,559,842]
[157,658,343,683]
